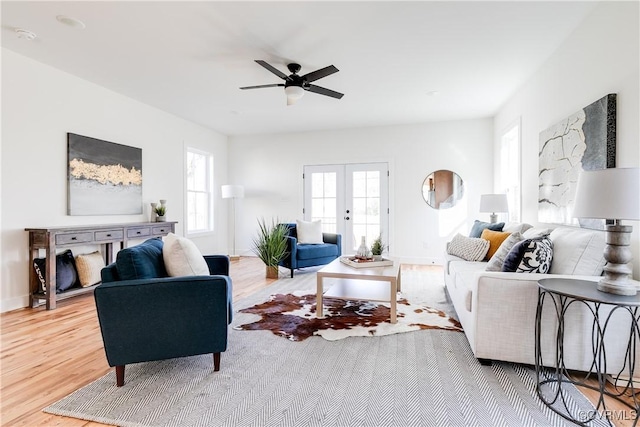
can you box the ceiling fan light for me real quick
[285,85,304,104]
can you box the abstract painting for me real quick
[67,133,142,215]
[538,94,616,228]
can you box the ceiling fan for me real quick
[240,60,344,105]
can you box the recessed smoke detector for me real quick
[56,15,86,29]
[15,28,37,41]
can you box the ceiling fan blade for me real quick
[306,84,344,99]
[255,60,291,81]
[240,84,285,90]
[301,65,339,83]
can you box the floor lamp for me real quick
[479,194,509,223]
[573,167,640,295]
[221,185,244,261]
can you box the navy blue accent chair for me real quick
[95,238,232,386]
[278,223,342,277]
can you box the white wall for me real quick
[228,119,494,264]
[494,2,640,278]
[1,49,229,312]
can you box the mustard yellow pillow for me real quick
[480,229,511,260]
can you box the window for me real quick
[499,120,521,222]
[186,148,213,234]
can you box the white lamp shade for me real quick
[285,85,304,105]
[221,185,244,199]
[479,194,509,213]
[573,167,640,220]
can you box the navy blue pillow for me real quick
[469,220,505,238]
[33,249,79,293]
[502,237,553,273]
[115,238,167,280]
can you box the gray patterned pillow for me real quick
[447,233,490,262]
[485,232,523,271]
[502,237,553,273]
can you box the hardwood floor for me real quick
[0,259,635,426]
[0,257,276,427]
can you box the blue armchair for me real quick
[95,238,232,387]
[278,223,342,277]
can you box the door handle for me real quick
[345,216,350,220]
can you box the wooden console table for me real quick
[26,221,177,310]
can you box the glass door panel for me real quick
[304,163,389,254]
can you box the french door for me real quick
[303,163,389,254]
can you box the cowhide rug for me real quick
[234,291,463,341]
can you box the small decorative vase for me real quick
[156,215,166,222]
[150,203,157,222]
[356,236,370,259]
[266,266,279,279]
[373,255,383,261]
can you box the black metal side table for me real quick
[536,278,640,426]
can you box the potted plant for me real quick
[252,218,289,279]
[155,205,167,222]
[370,234,387,261]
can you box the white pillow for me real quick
[75,251,105,287]
[162,233,210,277]
[502,222,533,234]
[296,219,324,244]
[522,227,552,239]
[446,233,490,262]
[548,227,606,275]
[485,232,523,271]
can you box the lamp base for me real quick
[597,224,636,296]
[597,277,636,296]
[489,213,498,224]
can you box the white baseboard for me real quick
[395,256,443,266]
[1,295,30,313]
[607,374,640,390]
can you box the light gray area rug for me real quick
[45,267,599,426]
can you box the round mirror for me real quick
[422,170,465,209]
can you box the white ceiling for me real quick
[1,1,597,136]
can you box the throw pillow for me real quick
[116,238,167,280]
[446,233,490,262]
[469,220,505,238]
[548,227,606,276]
[485,232,523,271]
[502,222,533,234]
[480,229,511,260]
[75,251,105,287]
[33,249,79,293]
[522,227,552,239]
[163,233,210,277]
[502,237,554,274]
[296,219,324,244]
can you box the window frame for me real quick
[499,118,522,223]
[185,146,214,236]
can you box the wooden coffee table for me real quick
[316,258,402,323]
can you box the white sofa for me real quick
[444,224,633,373]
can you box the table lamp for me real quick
[221,185,245,261]
[479,194,509,223]
[573,167,640,295]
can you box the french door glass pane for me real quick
[351,170,381,250]
[304,163,388,254]
[310,172,338,233]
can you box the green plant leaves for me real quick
[251,218,289,267]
